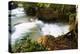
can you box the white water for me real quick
[9,8,70,44]
[42,23,69,37]
[11,21,44,44]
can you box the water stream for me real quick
[9,7,70,44]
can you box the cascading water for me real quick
[9,7,70,44]
[42,23,69,37]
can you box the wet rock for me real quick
[37,34,78,50]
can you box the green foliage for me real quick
[14,1,76,19]
[11,34,47,53]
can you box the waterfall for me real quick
[10,8,70,44]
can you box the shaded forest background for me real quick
[9,1,76,23]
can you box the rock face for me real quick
[38,8,59,19]
[37,8,62,23]
[37,35,56,50]
[37,34,78,51]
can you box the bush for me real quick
[11,35,47,53]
